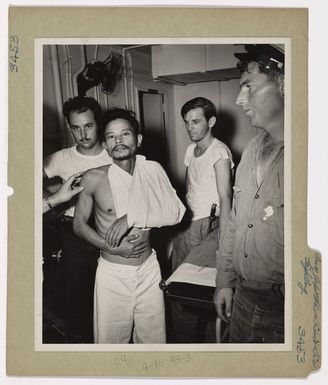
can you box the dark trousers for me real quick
[61,220,99,343]
[229,278,284,343]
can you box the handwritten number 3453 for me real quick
[9,35,19,72]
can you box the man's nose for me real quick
[236,89,246,106]
[80,127,86,139]
[115,134,123,143]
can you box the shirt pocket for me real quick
[273,195,284,209]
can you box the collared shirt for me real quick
[216,132,284,288]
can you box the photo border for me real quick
[8,7,317,377]
[35,37,292,353]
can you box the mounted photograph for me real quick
[37,39,290,351]
[8,7,317,377]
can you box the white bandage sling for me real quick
[108,155,185,227]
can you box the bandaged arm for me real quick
[127,160,185,228]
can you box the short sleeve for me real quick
[184,144,195,167]
[43,150,62,179]
[210,141,234,170]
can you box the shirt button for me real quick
[248,223,253,228]
[255,193,259,199]
[244,254,248,258]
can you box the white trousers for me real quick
[94,251,166,344]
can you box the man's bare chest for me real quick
[93,177,116,216]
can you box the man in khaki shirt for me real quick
[214,44,285,343]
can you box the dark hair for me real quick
[63,96,102,127]
[181,97,216,122]
[101,108,140,140]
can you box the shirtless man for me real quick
[73,108,184,343]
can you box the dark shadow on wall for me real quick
[43,103,64,158]
[139,130,186,201]
[139,130,168,172]
[212,110,241,167]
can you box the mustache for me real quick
[113,144,129,150]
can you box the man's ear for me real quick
[208,116,216,129]
[102,140,107,150]
[137,134,143,147]
[65,116,71,132]
[67,124,76,143]
[278,75,285,96]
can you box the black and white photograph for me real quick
[38,39,289,350]
[4,4,324,379]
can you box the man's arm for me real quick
[213,207,236,324]
[185,167,189,194]
[106,161,186,247]
[213,158,232,244]
[43,172,84,214]
[213,165,237,325]
[74,172,147,257]
[43,151,60,180]
[43,152,63,194]
[73,172,109,251]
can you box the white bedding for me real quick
[166,262,216,287]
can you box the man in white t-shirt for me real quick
[172,97,234,271]
[43,96,111,343]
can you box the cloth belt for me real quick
[237,276,285,299]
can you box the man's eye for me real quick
[122,132,130,136]
[72,127,79,131]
